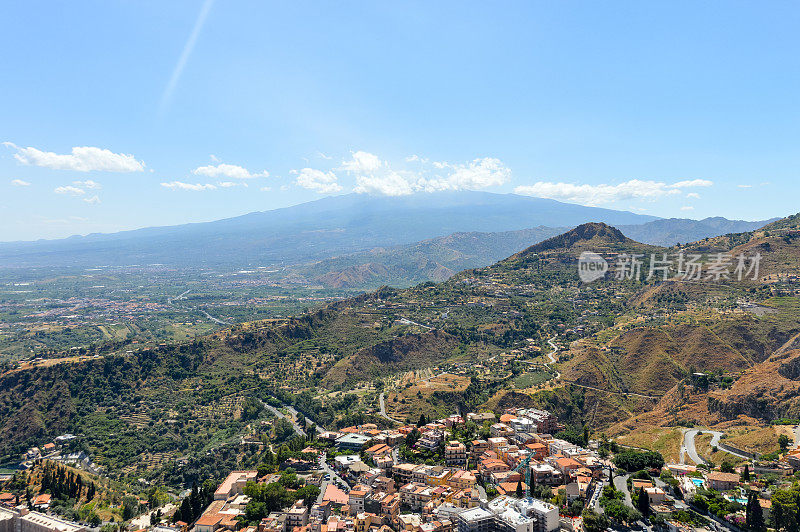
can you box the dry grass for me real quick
[615,426,684,463]
[385,372,469,420]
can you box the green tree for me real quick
[779,434,790,451]
[121,496,139,521]
[746,491,765,532]
[771,488,800,531]
[741,464,750,482]
[581,509,610,532]
[637,486,650,517]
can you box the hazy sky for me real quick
[2,1,798,241]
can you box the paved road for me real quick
[262,402,306,437]
[378,392,402,424]
[167,288,230,325]
[613,474,633,507]
[319,452,350,489]
[130,503,176,529]
[544,337,561,379]
[794,424,800,448]
[285,405,324,434]
[680,429,751,464]
[398,317,433,330]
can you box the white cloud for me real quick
[4,142,145,172]
[737,184,753,189]
[209,154,220,162]
[680,206,694,211]
[83,195,101,205]
[10,179,30,186]
[160,181,217,191]
[514,178,713,206]
[354,171,415,196]
[192,163,268,180]
[217,181,248,188]
[339,151,511,197]
[295,168,342,194]
[73,179,101,189]
[686,192,701,199]
[419,157,511,192]
[669,179,713,188]
[54,185,86,196]
[340,151,384,173]
[260,186,272,192]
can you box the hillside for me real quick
[0,192,656,268]
[3,216,800,485]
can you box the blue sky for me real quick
[1,1,798,241]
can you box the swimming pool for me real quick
[691,478,705,487]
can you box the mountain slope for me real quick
[619,216,778,247]
[0,192,657,268]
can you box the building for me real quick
[0,508,86,532]
[455,507,494,532]
[470,440,489,460]
[645,487,666,505]
[214,471,258,501]
[194,514,223,532]
[445,442,467,467]
[285,500,309,530]
[705,471,740,491]
[336,434,372,452]
[467,413,495,423]
[349,487,370,514]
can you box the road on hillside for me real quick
[378,392,401,424]
[544,337,561,379]
[613,474,633,508]
[680,429,750,464]
[319,452,349,489]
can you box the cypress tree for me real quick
[637,487,650,516]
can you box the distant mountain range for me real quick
[0,193,776,289]
[291,216,775,289]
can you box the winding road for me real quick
[680,429,751,464]
[378,392,401,424]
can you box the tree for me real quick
[418,414,428,427]
[771,488,800,531]
[613,450,664,472]
[581,509,610,532]
[746,491,764,532]
[741,464,750,482]
[121,496,139,521]
[720,460,734,473]
[779,434,790,451]
[515,481,523,498]
[637,486,650,517]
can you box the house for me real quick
[348,487,370,514]
[214,471,258,501]
[645,487,666,505]
[285,500,309,530]
[470,441,489,461]
[336,434,372,452]
[194,514,223,532]
[322,484,349,508]
[31,494,52,510]
[444,442,467,467]
[705,471,740,491]
[366,444,392,459]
